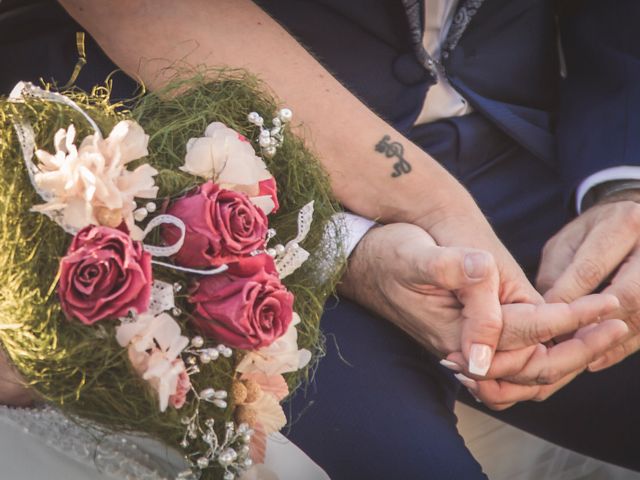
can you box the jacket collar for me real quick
[401,0,486,74]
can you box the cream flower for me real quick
[33,120,158,239]
[236,313,312,377]
[180,122,276,214]
[116,313,190,412]
[234,376,287,435]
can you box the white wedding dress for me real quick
[0,406,329,480]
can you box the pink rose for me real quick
[58,225,152,324]
[189,255,294,349]
[164,181,269,268]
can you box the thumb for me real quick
[410,246,494,290]
[411,245,502,377]
[457,252,502,377]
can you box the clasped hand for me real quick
[341,223,629,410]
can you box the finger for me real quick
[497,293,620,350]
[472,370,580,410]
[603,250,640,320]
[446,345,537,379]
[409,246,493,291]
[457,253,502,377]
[588,333,640,372]
[471,378,539,410]
[410,245,503,377]
[505,319,628,385]
[536,232,585,295]
[544,222,637,303]
[445,318,628,382]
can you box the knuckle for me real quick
[620,201,640,229]
[615,281,640,314]
[534,367,559,386]
[478,310,502,334]
[574,259,604,293]
[429,251,458,289]
[530,319,557,345]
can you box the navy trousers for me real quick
[3,2,640,479]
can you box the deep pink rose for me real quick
[164,181,268,268]
[58,225,152,324]
[189,254,294,349]
[258,178,279,213]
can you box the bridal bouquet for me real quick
[0,73,343,479]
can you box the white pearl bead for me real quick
[279,108,293,122]
[266,248,277,257]
[259,136,271,148]
[213,399,228,409]
[200,352,211,364]
[275,244,285,256]
[133,208,148,222]
[191,336,204,348]
[264,146,276,157]
[247,112,260,123]
[214,390,228,399]
[199,388,215,400]
[145,202,157,213]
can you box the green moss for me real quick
[0,71,344,479]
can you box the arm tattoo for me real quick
[375,135,412,178]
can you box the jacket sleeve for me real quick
[556,0,640,205]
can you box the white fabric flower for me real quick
[181,122,271,184]
[33,120,158,239]
[236,313,312,377]
[180,122,276,214]
[116,313,190,412]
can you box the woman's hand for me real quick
[340,223,622,379]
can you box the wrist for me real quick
[337,223,381,300]
[596,187,640,207]
[582,180,640,210]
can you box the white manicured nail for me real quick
[439,359,462,372]
[454,373,478,390]
[467,388,482,403]
[469,343,492,376]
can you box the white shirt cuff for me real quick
[576,166,640,213]
[332,212,377,257]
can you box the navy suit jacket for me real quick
[255,0,640,206]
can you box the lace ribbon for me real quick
[276,201,314,279]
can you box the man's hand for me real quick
[340,223,621,380]
[446,318,628,409]
[537,194,640,371]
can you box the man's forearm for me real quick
[58,0,480,227]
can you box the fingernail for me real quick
[469,343,492,376]
[588,358,607,372]
[439,359,462,372]
[467,388,482,403]
[454,373,478,390]
[464,252,489,279]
